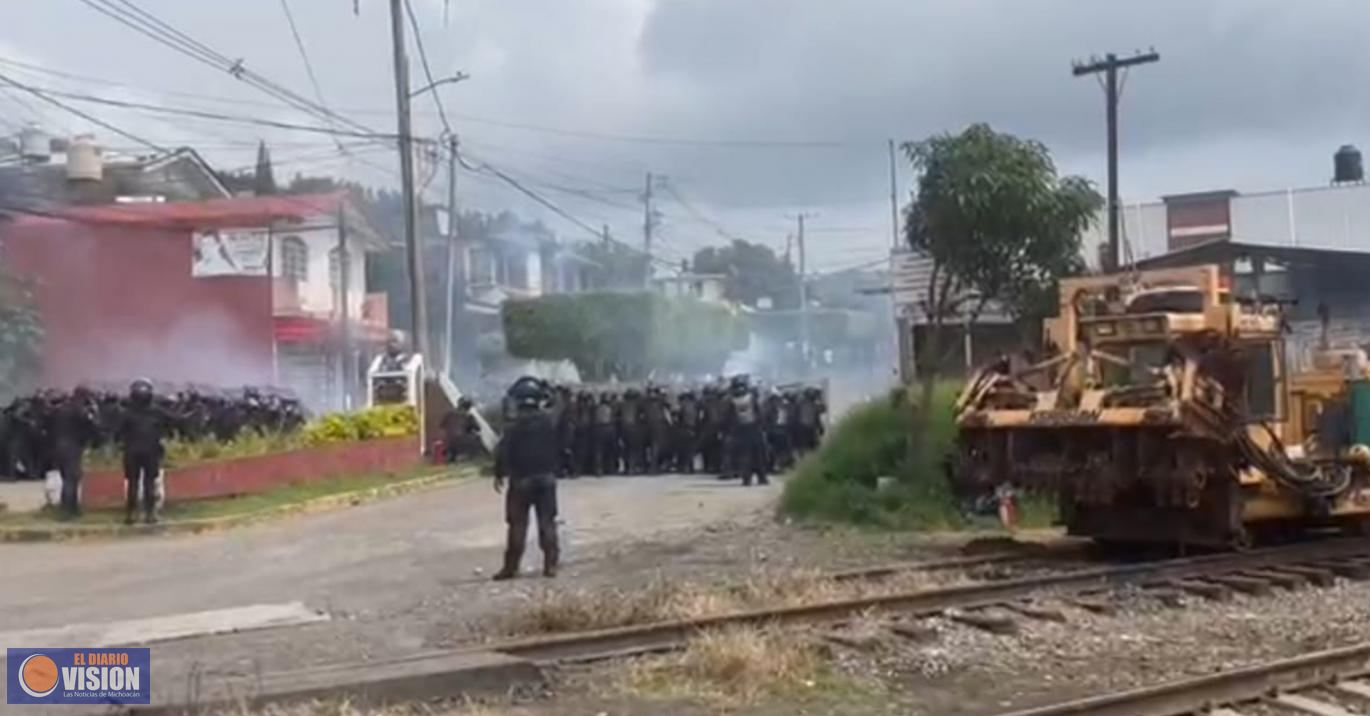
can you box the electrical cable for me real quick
[26,85,395,140]
[278,0,346,153]
[0,71,164,152]
[403,0,452,136]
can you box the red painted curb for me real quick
[82,437,421,508]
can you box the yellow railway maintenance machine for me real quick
[950,264,1370,548]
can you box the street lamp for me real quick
[410,71,470,98]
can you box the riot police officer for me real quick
[492,377,562,580]
[118,379,172,525]
[726,376,769,487]
[51,386,98,518]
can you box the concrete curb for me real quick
[0,468,472,543]
[128,649,544,716]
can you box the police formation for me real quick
[0,382,307,522]
[499,375,827,487]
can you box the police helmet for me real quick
[129,378,154,401]
[507,377,548,411]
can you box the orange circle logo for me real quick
[19,654,59,698]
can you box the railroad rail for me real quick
[484,538,1370,664]
[993,642,1370,716]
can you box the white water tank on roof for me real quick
[66,134,102,181]
[19,124,49,163]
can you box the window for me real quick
[469,247,494,286]
[329,247,349,291]
[280,236,308,282]
[1244,343,1281,420]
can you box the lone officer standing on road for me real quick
[492,377,561,580]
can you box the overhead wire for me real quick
[277,0,346,153]
[457,147,674,268]
[77,0,379,137]
[25,85,395,140]
[402,0,452,136]
[0,70,164,152]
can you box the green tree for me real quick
[0,269,42,401]
[576,235,648,289]
[691,240,799,309]
[253,140,278,196]
[903,123,1100,424]
[502,292,745,381]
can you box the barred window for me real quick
[280,236,308,282]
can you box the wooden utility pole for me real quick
[1072,49,1159,271]
[389,0,428,358]
[442,134,459,378]
[888,139,901,249]
[642,172,655,287]
[336,205,351,410]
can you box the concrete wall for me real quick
[269,221,367,318]
[0,216,274,388]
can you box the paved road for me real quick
[0,473,778,635]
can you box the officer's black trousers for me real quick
[55,444,83,516]
[502,473,559,571]
[123,452,161,515]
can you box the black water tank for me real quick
[1335,144,1364,183]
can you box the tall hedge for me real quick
[502,292,745,380]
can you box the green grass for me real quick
[0,464,470,528]
[780,382,1056,532]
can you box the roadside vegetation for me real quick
[1,464,462,528]
[780,385,1053,530]
[83,404,418,470]
[494,568,963,638]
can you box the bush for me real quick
[780,383,967,530]
[87,405,419,470]
[502,292,747,381]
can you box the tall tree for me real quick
[691,240,799,309]
[0,268,42,401]
[253,140,278,196]
[903,123,1101,425]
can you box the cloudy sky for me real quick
[3,0,1367,269]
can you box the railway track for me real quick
[994,642,1370,716]
[484,538,1370,664]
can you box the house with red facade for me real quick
[0,192,390,411]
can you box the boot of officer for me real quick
[492,377,562,580]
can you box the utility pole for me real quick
[336,205,351,410]
[389,0,428,359]
[642,172,655,287]
[442,134,459,378]
[1072,49,1159,272]
[887,139,901,250]
[795,213,813,373]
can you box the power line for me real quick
[443,112,868,149]
[659,180,748,243]
[78,0,378,137]
[28,85,396,140]
[402,0,452,136]
[458,147,674,268]
[278,0,345,151]
[0,71,164,152]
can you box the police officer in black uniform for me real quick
[51,386,98,519]
[726,376,769,487]
[492,377,562,580]
[118,379,172,525]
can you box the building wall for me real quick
[0,217,274,388]
[268,221,366,318]
[1083,183,1370,265]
